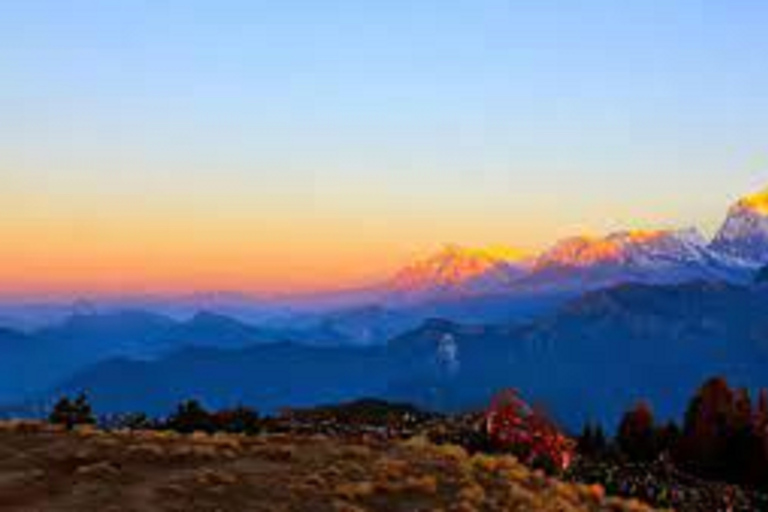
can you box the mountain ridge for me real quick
[381,186,768,299]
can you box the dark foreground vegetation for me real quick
[566,376,768,511]
[37,376,768,511]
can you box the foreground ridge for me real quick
[0,421,657,512]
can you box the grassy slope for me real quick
[0,421,658,512]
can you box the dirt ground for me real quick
[0,421,658,512]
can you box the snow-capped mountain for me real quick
[381,185,768,299]
[711,188,768,266]
[388,244,533,297]
[534,229,707,268]
[524,228,751,289]
[385,223,761,300]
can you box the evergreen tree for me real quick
[655,421,681,456]
[578,424,594,453]
[681,377,735,477]
[732,388,753,430]
[592,424,607,454]
[617,401,656,461]
[578,423,607,456]
[756,389,768,428]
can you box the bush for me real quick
[115,412,155,431]
[49,393,96,430]
[212,406,261,434]
[485,389,574,472]
[166,399,215,433]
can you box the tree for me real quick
[756,389,768,428]
[578,423,595,454]
[617,401,656,461]
[592,424,607,454]
[655,421,681,456]
[732,388,753,430]
[578,423,607,457]
[166,399,215,433]
[725,387,767,484]
[680,377,735,477]
[49,393,96,430]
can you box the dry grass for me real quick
[0,421,663,512]
[74,461,121,480]
[335,481,377,500]
[253,443,296,462]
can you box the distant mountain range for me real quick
[0,310,298,403]
[377,188,768,301]
[15,273,768,432]
[0,304,435,404]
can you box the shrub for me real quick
[166,399,215,433]
[114,412,155,431]
[485,389,574,473]
[49,393,96,430]
[212,406,261,434]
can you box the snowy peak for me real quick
[383,185,768,300]
[534,234,626,269]
[387,226,751,300]
[390,244,532,294]
[520,227,753,290]
[534,228,709,270]
[738,188,768,215]
[711,187,768,265]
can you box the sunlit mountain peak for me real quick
[390,244,533,292]
[535,235,624,268]
[536,228,708,269]
[738,187,768,216]
[711,186,768,264]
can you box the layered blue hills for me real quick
[4,274,766,433]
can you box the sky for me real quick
[1,1,767,296]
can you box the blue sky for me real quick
[1,1,767,292]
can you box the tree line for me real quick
[48,394,261,435]
[579,377,768,490]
